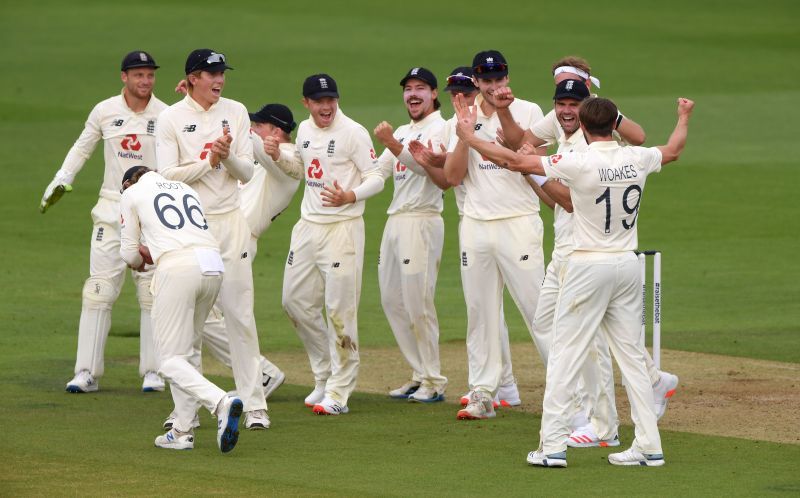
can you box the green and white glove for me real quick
[40,172,74,213]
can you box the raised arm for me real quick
[657,98,694,165]
[616,112,647,145]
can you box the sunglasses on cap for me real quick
[187,53,227,73]
[446,74,475,87]
[473,62,508,75]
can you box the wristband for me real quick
[528,174,548,186]
[615,112,624,129]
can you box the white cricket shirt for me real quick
[543,141,662,252]
[550,128,588,262]
[57,92,167,201]
[294,109,381,224]
[120,171,220,266]
[450,94,545,220]
[156,95,254,215]
[377,110,446,215]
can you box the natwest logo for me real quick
[307,158,323,179]
[121,134,141,151]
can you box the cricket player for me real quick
[161,103,300,433]
[40,51,166,394]
[456,95,694,467]
[119,166,243,453]
[156,48,268,429]
[443,50,547,420]
[373,67,450,403]
[282,73,384,415]
[407,66,522,409]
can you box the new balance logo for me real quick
[332,262,340,268]
[287,250,294,266]
[112,119,124,127]
[403,259,410,265]
[474,123,482,131]
[183,124,197,132]
[95,227,104,241]
[302,141,310,148]
[520,255,529,261]
[461,251,468,267]
[241,252,248,259]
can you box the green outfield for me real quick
[1,0,799,495]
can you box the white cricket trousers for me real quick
[458,217,516,390]
[540,251,662,455]
[459,214,546,395]
[74,196,158,378]
[205,209,266,412]
[533,258,618,438]
[151,249,226,433]
[283,217,365,406]
[379,213,447,391]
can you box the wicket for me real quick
[638,250,662,368]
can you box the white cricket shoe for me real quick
[154,429,194,450]
[312,397,349,415]
[495,382,522,407]
[567,424,620,448]
[262,371,285,400]
[527,450,567,468]
[456,390,496,420]
[245,409,271,430]
[65,370,98,393]
[408,385,445,403]
[608,446,665,467]
[216,396,243,453]
[142,371,165,392]
[163,411,200,431]
[389,381,421,399]
[304,383,326,407]
[653,371,679,420]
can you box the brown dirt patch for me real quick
[206,343,800,445]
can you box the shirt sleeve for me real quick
[641,146,663,174]
[542,152,581,182]
[376,147,395,181]
[57,103,104,184]
[119,192,143,268]
[530,110,559,143]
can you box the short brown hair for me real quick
[552,56,592,76]
[186,70,202,90]
[579,97,617,136]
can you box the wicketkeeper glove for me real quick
[40,172,74,213]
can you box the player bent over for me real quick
[119,166,242,453]
[41,51,166,394]
[282,74,384,415]
[456,95,694,467]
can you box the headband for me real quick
[553,66,601,88]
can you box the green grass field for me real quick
[1,0,799,495]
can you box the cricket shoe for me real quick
[65,370,98,393]
[527,450,567,468]
[495,382,522,407]
[262,371,285,400]
[608,446,665,467]
[654,371,679,420]
[155,429,194,450]
[245,409,271,430]
[460,390,499,408]
[408,385,445,403]
[163,412,200,431]
[216,396,243,453]
[304,383,326,407]
[567,425,620,448]
[389,381,421,399]
[456,391,496,420]
[142,371,165,392]
[312,397,349,415]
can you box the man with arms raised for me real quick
[455,95,694,467]
[156,48,268,430]
[41,51,166,394]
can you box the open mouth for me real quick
[211,87,222,97]
[407,98,423,112]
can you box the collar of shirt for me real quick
[408,110,442,130]
[184,94,219,113]
[118,90,159,115]
[559,127,585,147]
[587,140,620,151]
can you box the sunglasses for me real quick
[188,53,227,73]
[473,62,508,75]
[446,75,476,87]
